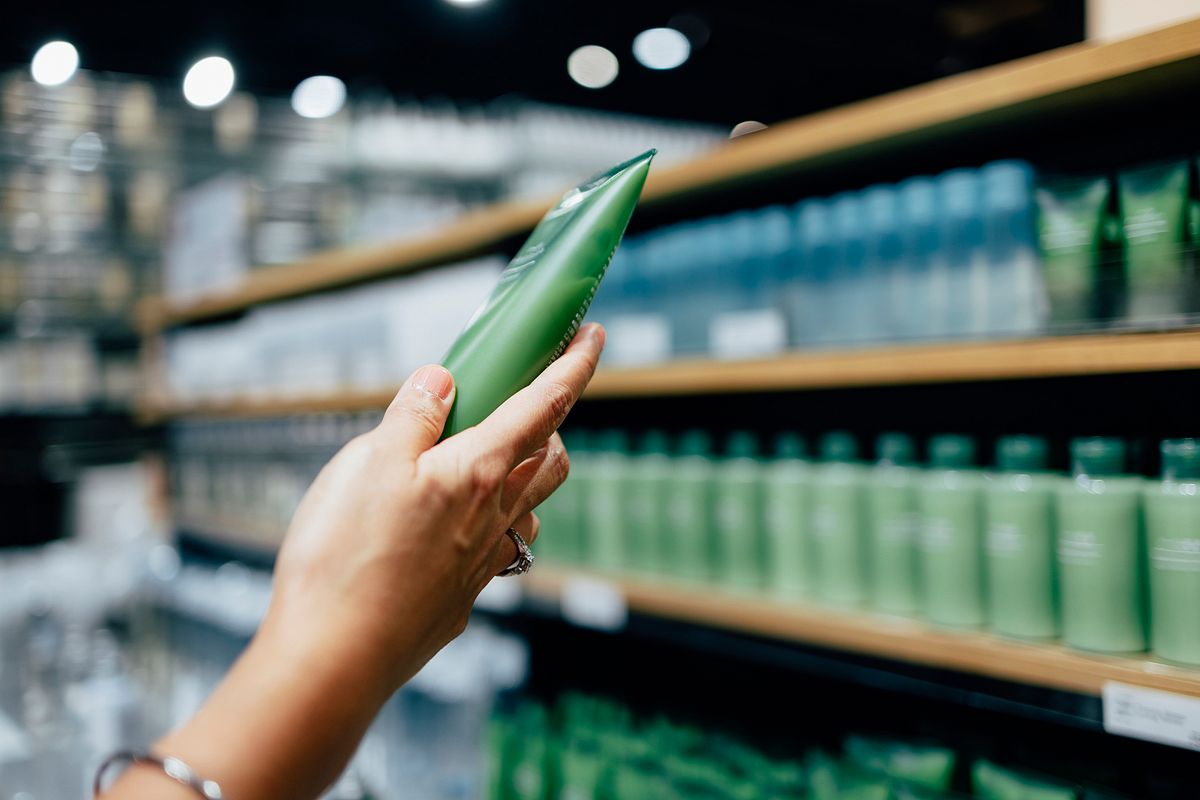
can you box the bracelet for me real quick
[94,750,223,799]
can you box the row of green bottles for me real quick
[537,430,1200,665]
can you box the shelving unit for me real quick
[137,18,1200,333]
[522,566,1200,700]
[140,329,1200,420]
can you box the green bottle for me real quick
[714,431,766,591]
[542,429,589,564]
[762,432,811,600]
[810,431,867,608]
[984,435,1059,639]
[664,430,716,584]
[917,435,987,628]
[440,150,655,437]
[866,433,920,616]
[1056,437,1147,653]
[585,430,630,573]
[1144,438,1200,665]
[623,430,672,575]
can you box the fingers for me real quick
[500,432,569,521]
[456,323,604,471]
[380,365,456,456]
[486,512,539,577]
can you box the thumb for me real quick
[381,364,456,456]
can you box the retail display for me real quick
[1142,438,1200,665]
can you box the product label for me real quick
[921,519,955,552]
[561,576,627,631]
[987,523,1025,558]
[812,506,839,540]
[716,497,750,530]
[606,314,671,366]
[1058,530,1104,566]
[881,514,918,545]
[1124,208,1169,243]
[1152,537,1200,572]
[710,309,787,360]
[1103,682,1200,751]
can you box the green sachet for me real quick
[843,736,957,791]
[1035,176,1110,328]
[972,759,1078,800]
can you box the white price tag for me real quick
[710,309,788,360]
[560,576,628,631]
[1102,681,1200,751]
[474,577,524,613]
[606,314,672,366]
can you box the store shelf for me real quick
[139,329,1200,420]
[138,19,1200,332]
[523,566,1200,700]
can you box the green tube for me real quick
[714,431,767,591]
[810,431,868,608]
[867,432,921,616]
[440,150,655,437]
[1035,176,1110,329]
[1118,160,1191,326]
[1144,438,1200,665]
[763,432,812,599]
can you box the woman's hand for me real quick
[108,323,604,799]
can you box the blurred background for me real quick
[5,1,1200,798]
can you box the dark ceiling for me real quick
[3,0,1084,125]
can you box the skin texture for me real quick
[101,323,605,799]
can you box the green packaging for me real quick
[713,431,766,591]
[1056,437,1147,653]
[664,430,716,583]
[867,433,921,616]
[763,432,812,599]
[537,429,588,563]
[623,430,672,575]
[917,435,988,628]
[1117,160,1191,325]
[808,752,890,800]
[810,432,868,608]
[843,736,956,792]
[984,435,1059,639]
[1035,176,1110,327]
[972,760,1077,800]
[1143,438,1200,665]
[440,150,654,437]
[584,430,630,572]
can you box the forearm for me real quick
[105,618,395,799]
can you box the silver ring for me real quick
[499,527,534,577]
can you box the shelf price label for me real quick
[560,576,628,632]
[1102,682,1200,751]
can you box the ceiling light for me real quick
[31,41,79,86]
[632,27,690,70]
[567,45,619,89]
[291,75,346,119]
[183,56,235,109]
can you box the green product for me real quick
[763,432,811,599]
[1035,176,1110,327]
[664,430,715,583]
[713,431,766,591]
[867,433,921,616]
[972,759,1077,800]
[585,430,630,572]
[1143,438,1200,665]
[843,736,956,792]
[808,753,890,800]
[1056,437,1147,653]
[441,151,654,437]
[1117,160,1191,324]
[810,432,868,607]
[538,429,588,563]
[918,435,988,628]
[984,435,1059,639]
[509,707,550,800]
[623,430,672,574]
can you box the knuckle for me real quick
[393,399,442,437]
[468,456,505,498]
[549,445,570,485]
[541,380,575,425]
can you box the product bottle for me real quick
[1118,160,1191,326]
[584,430,630,573]
[862,185,903,341]
[795,199,837,347]
[1143,438,1200,665]
[982,160,1041,336]
[440,150,654,436]
[545,429,589,565]
[623,429,672,575]
[1034,175,1109,329]
[829,193,869,344]
[897,176,942,341]
[938,169,987,338]
[983,435,1058,639]
[866,432,920,616]
[1056,437,1147,653]
[663,430,715,584]
[714,431,766,591]
[810,431,867,607]
[917,434,987,628]
[762,432,811,599]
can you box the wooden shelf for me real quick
[139,19,1200,331]
[524,566,1200,699]
[139,330,1200,420]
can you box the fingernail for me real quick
[582,323,605,347]
[411,365,454,401]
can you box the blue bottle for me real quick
[830,192,868,344]
[982,160,1044,337]
[862,184,903,342]
[938,169,988,338]
[796,199,837,347]
[898,176,942,341]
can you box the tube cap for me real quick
[819,431,858,462]
[725,430,759,459]
[773,432,807,460]
[676,429,712,457]
[928,434,975,468]
[875,432,916,466]
[1070,437,1125,477]
[996,435,1048,472]
[638,429,671,456]
[1162,438,1200,481]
